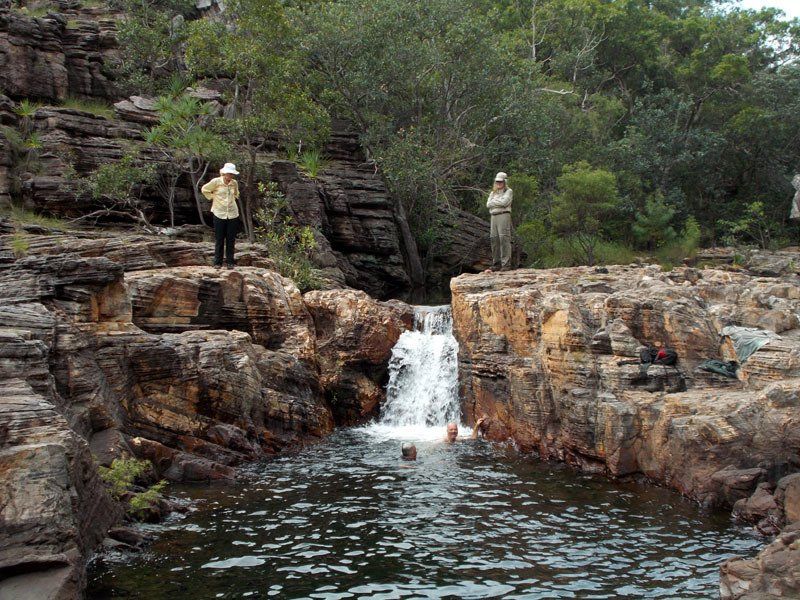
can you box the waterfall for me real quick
[379,305,461,428]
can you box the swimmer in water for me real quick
[444,417,487,443]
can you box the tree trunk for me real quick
[189,157,207,227]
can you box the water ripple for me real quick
[88,429,761,599]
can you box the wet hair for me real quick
[401,443,417,459]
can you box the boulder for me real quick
[720,523,800,599]
[304,289,413,424]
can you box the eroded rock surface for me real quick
[0,226,414,596]
[452,260,800,599]
[452,262,800,504]
[305,289,413,424]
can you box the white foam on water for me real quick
[363,306,462,439]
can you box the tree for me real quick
[632,193,677,250]
[79,153,157,230]
[144,94,230,227]
[111,0,195,94]
[185,0,329,240]
[550,161,620,265]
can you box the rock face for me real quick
[451,261,800,505]
[0,226,413,597]
[304,289,413,424]
[452,260,800,598]
[0,0,492,297]
[721,522,800,599]
[0,7,117,102]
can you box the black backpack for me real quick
[640,346,678,366]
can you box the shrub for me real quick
[98,457,167,518]
[297,148,328,178]
[656,215,701,268]
[254,181,323,292]
[516,219,555,267]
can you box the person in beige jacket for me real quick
[486,171,513,271]
[201,162,240,269]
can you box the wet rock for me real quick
[720,523,800,599]
[776,473,800,524]
[0,232,349,596]
[732,483,780,524]
[107,526,148,548]
[0,379,120,598]
[304,289,413,425]
[713,467,768,507]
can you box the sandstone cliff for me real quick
[451,256,800,599]
[0,223,411,597]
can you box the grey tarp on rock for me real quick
[720,325,780,363]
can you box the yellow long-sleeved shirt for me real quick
[201,176,240,219]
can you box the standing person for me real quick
[201,162,240,270]
[486,172,513,272]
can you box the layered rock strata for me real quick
[0,6,117,102]
[452,262,800,504]
[304,289,413,424]
[451,260,800,599]
[0,227,412,596]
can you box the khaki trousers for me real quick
[490,212,512,269]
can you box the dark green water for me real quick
[87,428,761,599]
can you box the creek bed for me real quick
[88,428,762,599]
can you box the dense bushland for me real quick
[103,0,800,267]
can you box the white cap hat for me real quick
[220,162,239,175]
[494,171,508,182]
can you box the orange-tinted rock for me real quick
[304,289,413,424]
[452,262,800,506]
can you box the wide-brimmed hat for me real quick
[220,162,239,175]
[494,172,508,182]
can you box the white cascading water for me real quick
[377,305,461,432]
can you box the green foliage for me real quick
[656,216,702,267]
[550,162,621,265]
[85,153,155,201]
[146,93,230,226]
[60,97,115,119]
[632,194,677,250]
[98,458,167,518]
[12,1,55,17]
[516,219,554,268]
[10,232,30,258]
[719,201,778,249]
[13,99,40,120]
[297,148,328,178]
[129,480,168,518]
[185,0,330,240]
[253,182,323,292]
[111,0,194,94]
[99,458,150,500]
[7,206,69,230]
[507,174,540,226]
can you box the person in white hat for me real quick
[486,171,513,271]
[201,162,240,269]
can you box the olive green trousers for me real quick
[490,212,512,269]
